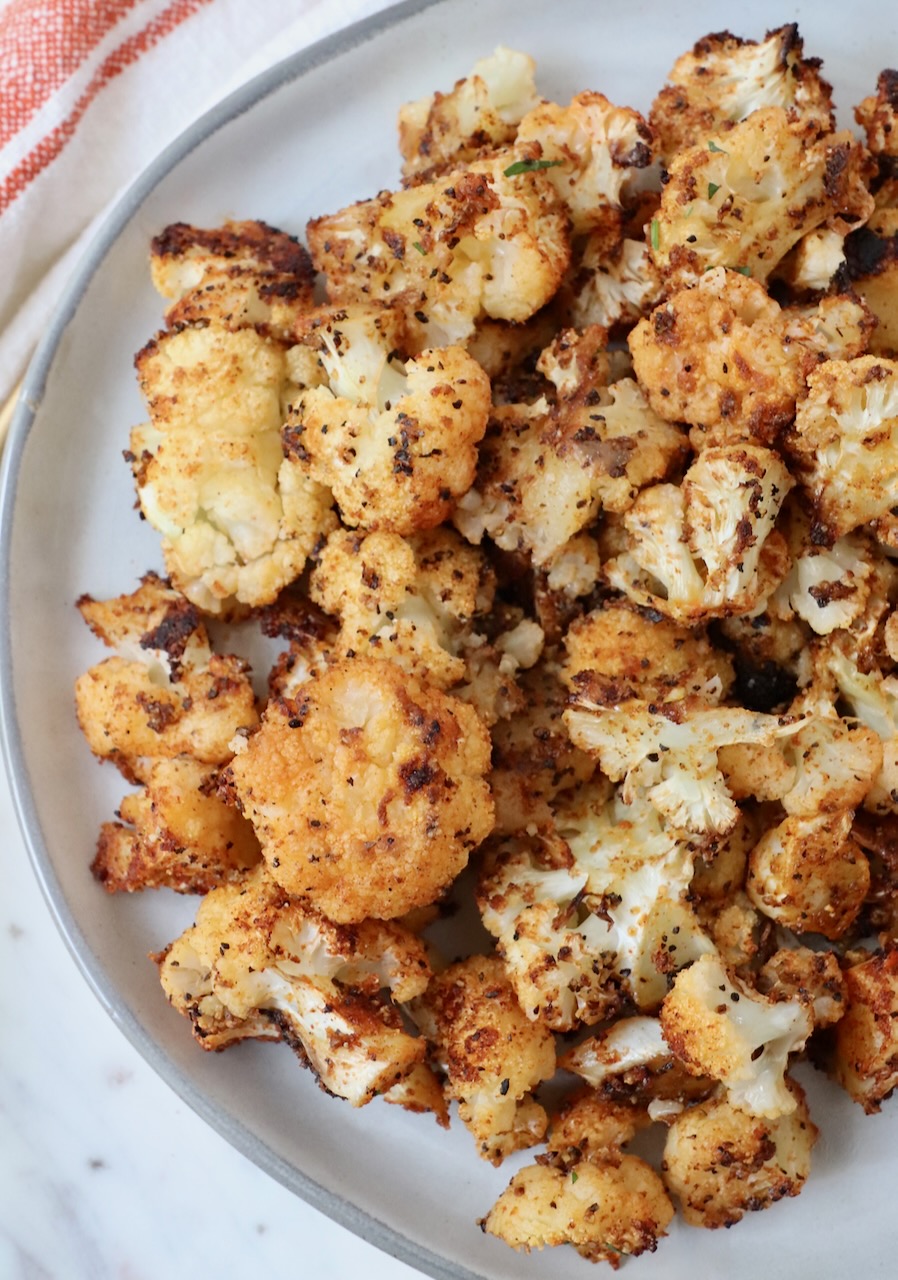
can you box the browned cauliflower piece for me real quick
[746,810,871,940]
[542,1089,649,1169]
[490,658,595,836]
[829,946,898,1111]
[381,1062,450,1127]
[92,756,260,894]
[843,209,898,357]
[567,225,663,333]
[226,657,493,922]
[758,946,848,1030]
[628,268,818,449]
[454,327,688,567]
[774,227,848,295]
[156,864,430,1104]
[149,219,316,340]
[131,323,336,613]
[660,953,812,1118]
[785,355,898,541]
[284,304,490,534]
[482,1156,674,1266]
[603,444,794,625]
[411,955,555,1164]
[306,153,571,345]
[855,70,898,164]
[770,505,880,638]
[649,107,873,290]
[514,91,653,234]
[74,574,258,781]
[661,1082,817,1228]
[398,47,540,179]
[649,25,834,162]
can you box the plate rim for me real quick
[0,3,490,1277]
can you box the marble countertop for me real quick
[0,758,423,1279]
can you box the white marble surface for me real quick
[0,755,424,1278]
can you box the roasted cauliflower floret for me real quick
[661,1082,817,1228]
[92,756,260,894]
[829,946,898,1111]
[515,91,653,234]
[411,956,555,1164]
[227,657,493,922]
[131,323,336,613]
[650,107,873,290]
[307,153,571,345]
[543,1089,649,1169]
[746,810,871,940]
[771,508,878,637]
[603,444,794,624]
[285,306,490,534]
[660,953,812,1118]
[649,25,834,162]
[149,219,316,340]
[482,1156,674,1266]
[75,574,258,781]
[758,946,848,1030]
[568,228,663,332]
[855,70,898,162]
[628,268,817,449]
[309,526,494,688]
[398,47,539,179]
[786,356,898,541]
[156,864,430,1104]
[774,227,847,294]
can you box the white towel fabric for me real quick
[0,0,394,408]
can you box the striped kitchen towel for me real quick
[0,0,393,410]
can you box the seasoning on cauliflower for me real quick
[785,356,898,541]
[92,756,261,894]
[306,153,571,345]
[828,946,898,1111]
[131,323,337,613]
[746,810,871,940]
[75,574,258,781]
[156,864,430,1105]
[149,219,316,341]
[542,1088,650,1168]
[603,444,794,624]
[514,91,653,234]
[481,1155,674,1266]
[649,107,873,290]
[454,328,688,567]
[285,303,491,533]
[757,946,847,1030]
[398,47,540,179]
[661,1082,817,1228]
[226,656,494,923]
[411,955,555,1163]
[660,953,813,1118]
[649,25,834,162]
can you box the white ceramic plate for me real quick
[3,1,898,1275]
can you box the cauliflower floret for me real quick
[568,227,663,333]
[398,47,540,179]
[746,810,871,940]
[226,657,493,922]
[829,946,898,1112]
[562,600,733,707]
[285,306,490,534]
[628,268,817,449]
[758,946,848,1030]
[772,512,877,637]
[307,153,570,345]
[455,330,687,567]
[660,953,812,1118]
[482,1156,674,1265]
[662,1082,817,1228]
[604,444,794,624]
[410,956,555,1164]
[74,574,258,781]
[565,694,800,836]
[774,227,847,294]
[149,219,316,341]
[131,324,336,613]
[649,25,834,162]
[543,1089,649,1169]
[856,70,898,161]
[843,210,898,357]
[490,659,596,836]
[649,108,873,290]
[156,864,430,1105]
[92,756,260,894]
[514,91,653,234]
[308,526,495,689]
[786,356,898,540]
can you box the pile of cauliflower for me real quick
[74,26,898,1270]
